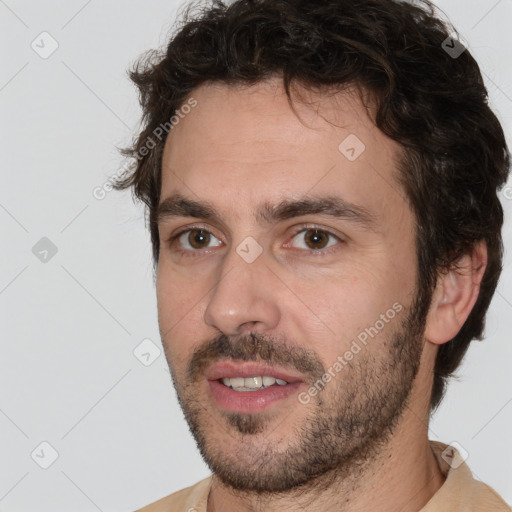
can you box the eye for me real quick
[289,228,341,251]
[175,228,223,251]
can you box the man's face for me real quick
[156,79,428,492]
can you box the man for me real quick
[114,0,511,510]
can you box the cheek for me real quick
[284,264,408,364]
[156,265,207,361]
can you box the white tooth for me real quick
[262,376,276,386]
[221,378,231,387]
[276,378,288,385]
[230,377,244,388]
[244,376,263,389]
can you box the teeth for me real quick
[221,375,288,390]
[262,376,276,386]
[229,377,244,388]
[245,376,262,388]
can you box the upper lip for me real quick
[205,360,305,383]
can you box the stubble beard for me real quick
[165,294,428,494]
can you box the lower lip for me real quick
[208,379,304,413]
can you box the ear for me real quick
[424,241,488,345]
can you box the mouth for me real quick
[205,361,306,413]
[220,375,290,391]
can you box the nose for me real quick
[203,244,281,336]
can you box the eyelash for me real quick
[165,223,344,257]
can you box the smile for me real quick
[221,376,289,391]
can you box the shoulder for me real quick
[426,441,511,511]
[468,480,512,511]
[135,475,213,512]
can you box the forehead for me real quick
[160,79,407,228]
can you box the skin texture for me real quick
[155,78,487,511]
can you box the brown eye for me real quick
[175,228,222,251]
[304,229,329,249]
[188,229,211,249]
[289,228,340,251]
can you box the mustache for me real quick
[187,332,326,384]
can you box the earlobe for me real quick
[424,242,487,345]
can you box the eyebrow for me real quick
[156,192,379,232]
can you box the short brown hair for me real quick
[113,0,510,412]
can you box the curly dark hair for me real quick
[113,0,510,412]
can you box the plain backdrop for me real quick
[1,1,511,510]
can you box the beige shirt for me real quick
[137,440,511,511]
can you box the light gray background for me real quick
[1,1,511,511]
